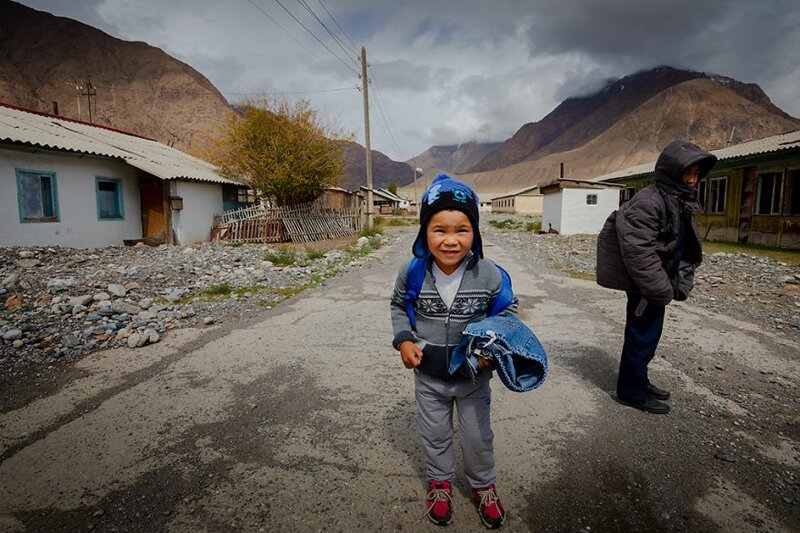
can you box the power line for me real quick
[244,0,342,77]
[317,0,359,53]
[270,0,360,76]
[368,66,406,158]
[295,0,359,62]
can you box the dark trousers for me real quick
[617,292,665,401]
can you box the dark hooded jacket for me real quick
[596,141,717,306]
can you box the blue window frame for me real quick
[16,169,60,223]
[96,177,124,220]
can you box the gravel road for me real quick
[0,224,797,532]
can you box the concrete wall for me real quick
[516,195,543,216]
[542,192,562,232]
[171,180,223,245]
[0,147,142,248]
[560,188,618,235]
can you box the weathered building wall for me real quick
[0,147,142,248]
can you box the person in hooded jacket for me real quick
[596,140,717,414]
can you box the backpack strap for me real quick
[403,255,514,328]
[402,252,429,329]
[488,261,514,316]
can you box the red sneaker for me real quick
[473,484,506,528]
[425,480,453,526]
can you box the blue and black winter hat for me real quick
[413,173,483,259]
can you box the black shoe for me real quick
[616,395,670,414]
[645,383,670,400]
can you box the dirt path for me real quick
[0,226,798,531]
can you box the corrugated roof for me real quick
[0,102,242,185]
[592,129,800,183]
[489,185,540,200]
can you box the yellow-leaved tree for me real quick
[207,98,350,206]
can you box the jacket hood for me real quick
[654,140,717,197]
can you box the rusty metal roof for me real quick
[0,102,242,185]
[592,129,800,183]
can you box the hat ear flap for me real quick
[412,230,428,258]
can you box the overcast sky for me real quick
[17,0,800,162]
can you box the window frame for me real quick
[586,193,598,206]
[95,176,125,220]
[755,171,783,215]
[786,168,800,216]
[16,168,60,223]
[707,176,728,214]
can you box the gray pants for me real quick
[414,369,496,488]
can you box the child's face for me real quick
[426,210,474,275]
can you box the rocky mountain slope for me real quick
[407,141,502,175]
[340,142,413,191]
[0,0,232,151]
[466,67,800,175]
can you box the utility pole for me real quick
[82,82,97,123]
[75,85,82,120]
[361,46,374,229]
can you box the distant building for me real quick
[490,186,543,215]
[541,179,622,235]
[0,102,246,247]
[359,186,410,214]
[321,187,358,211]
[593,130,800,249]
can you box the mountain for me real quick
[339,142,413,191]
[407,141,503,175]
[466,67,799,174]
[0,0,232,151]
[410,76,800,197]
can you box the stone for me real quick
[107,283,127,297]
[47,277,77,292]
[355,236,370,249]
[1,273,19,288]
[111,301,141,315]
[93,292,111,302]
[17,258,41,268]
[69,295,94,307]
[4,295,22,309]
[18,251,35,259]
[61,334,81,348]
[127,332,145,348]
[12,339,24,349]
[2,329,23,341]
[167,289,187,302]
[203,317,215,325]
[138,298,152,309]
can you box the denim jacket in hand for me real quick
[449,315,548,392]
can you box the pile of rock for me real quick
[483,220,800,338]
[0,236,386,374]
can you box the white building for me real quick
[0,102,248,248]
[490,185,543,215]
[541,179,622,235]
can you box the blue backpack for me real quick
[402,252,515,328]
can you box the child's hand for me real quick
[477,356,492,369]
[399,341,423,369]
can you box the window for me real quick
[788,169,800,215]
[624,187,636,201]
[708,176,727,214]
[586,194,598,205]
[237,188,256,203]
[16,169,59,222]
[698,180,707,212]
[756,172,782,215]
[96,177,124,220]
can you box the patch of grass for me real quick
[202,283,233,296]
[373,215,386,227]
[304,246,326,261]
[386,217,418,226]
[264,246,297,267]
[488,219,522,230]
[703,240,800,266]
[359,226,384,238]
[224,242,244,248]
[525,221,542,232]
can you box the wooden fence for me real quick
[211,202,363,244]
